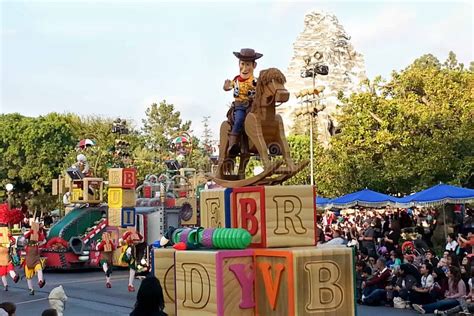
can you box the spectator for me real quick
[425,249,439,268]
[355,261,366,301]
[413,266,466,314]
[410,262,435,304]
[384,221,400,253]
[361,257,391,305]
[431,267,449,301]
[359,220,376,258]
[130,276,167,316]
[0,302,15,316]
[41,309,58,316]
[325,229,347,245]
[445,233,458,252]
[48,285,67,316]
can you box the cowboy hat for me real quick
[233,48,263,61]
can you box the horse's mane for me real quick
[252,68,286,113]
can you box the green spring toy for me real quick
[167,227,251,250]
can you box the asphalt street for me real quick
[2,270,420,316]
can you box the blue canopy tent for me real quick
[315,196,331,210]
[396,184,474,208]
[395,183,474,238]
[327,188,398,209]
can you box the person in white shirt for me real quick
[410,262,435,304]
[445,233,458,252]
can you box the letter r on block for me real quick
[273,195,306,235]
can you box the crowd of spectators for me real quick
[318,206,474,315]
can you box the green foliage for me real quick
[138,100,192,177]
[0,113,77,211]
[284,134,312,185]
[313,52,474,197]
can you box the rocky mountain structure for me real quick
[278,10,367,146]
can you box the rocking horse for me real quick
[213,68,308,188]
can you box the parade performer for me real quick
[74,153,91,177]
[223,48,262,155]
[23,222,46,295]
[0,226,19,291]
[96,232,115,288]
[121,228,144,292]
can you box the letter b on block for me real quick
[255,247,355,316]
[305,261,343,311]
[108,168,137,189]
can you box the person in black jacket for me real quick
[130,276,167,316]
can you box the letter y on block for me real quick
[229,264,255,308]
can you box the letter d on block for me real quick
[181,263,211,309]
[305,261,343,311]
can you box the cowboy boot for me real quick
[227,133,240,157]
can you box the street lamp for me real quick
[295,87,325,186]
[297,51,329,186]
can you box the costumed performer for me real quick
[223,48,262,156]
[23,222,46,295]
[0,226,19,291]
[96,232,115,288]
[121,228,144,292]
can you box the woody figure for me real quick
[223,48,263,156]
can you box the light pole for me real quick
[295,87,325,185]
[296,51,329,186]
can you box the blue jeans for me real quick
[231,105,247,134]
[422,298,460,313]
[363,289,386,306]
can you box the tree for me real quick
[0,113,77,211]
[313,52,474,197]
[140,101,191,176]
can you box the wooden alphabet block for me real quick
[108,168,137,189]
[108,188,135,208]
[254,247,355,316]
[71,188,83,203]
[102,232,112,252]
[232,185,316,248]
[121,207,135,227]
[153,248,176,316]
[30,222,40,241]
[108,208,121,227]
[200,188,232,228]
[175,250,255,316]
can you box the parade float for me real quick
[152,49,356,316]
[42,132,204,270]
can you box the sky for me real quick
[1,0,473,141]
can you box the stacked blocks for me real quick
[107,168,137,227]
[232,185,317,247]
[154,185,356,315]
[200,188,232,228]
[175,250,254,316]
